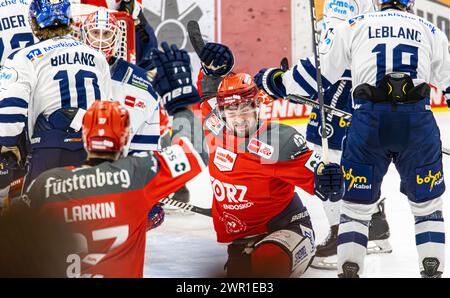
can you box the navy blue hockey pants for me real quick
[341,98,445,205]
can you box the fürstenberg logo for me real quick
[45,168,131,198]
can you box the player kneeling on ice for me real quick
[148,42,344,277]
[256,0,450,278]
[18,101,205,277]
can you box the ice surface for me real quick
[145,112,450,278]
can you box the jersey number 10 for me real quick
[372,43,419,86]
[54,70,101,109]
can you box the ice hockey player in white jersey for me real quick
[0,0,38,66]
[256,0,450,277]
[79,7,166,226]
[0,0,112,208]
[80,7,161,156]
[305,0,392,270]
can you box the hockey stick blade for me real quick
[443,147,450,156]
[187,20,205,56]
[159,197,212,217]
[287,94,352,120]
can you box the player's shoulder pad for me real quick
[252,122,308,162]
[110,58,157,96]
[276,123,309,161]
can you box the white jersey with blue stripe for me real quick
[110,58,161,155]
[0,0,38,66]
[321,0,375,34]
[320,0,375,81]
[283,9,450,99]
[0,36,111,146]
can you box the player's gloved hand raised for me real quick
[199,43,234,77]
[118,0,135,16]
[148,42,201,115]
[254,68,287,100]
[314,162,344,202]
[147,203,165,231]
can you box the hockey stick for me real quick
[187,20,205,55]
[159,197,212,217]
[287,94,352,120]
[309,0,329,165]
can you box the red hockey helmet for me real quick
[216,73,259,108]
[82,100,130,152]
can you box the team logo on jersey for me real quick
[26,48,44,62]
[205,113,225,136]
[348,15,364,27]
[221,212,247,234]
[247,138,274,159]
[0,66,18,91]
[213,147,237,172]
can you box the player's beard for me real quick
[230,115,258,138]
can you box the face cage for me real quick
[217,99,260,136]
[82,22,120,61]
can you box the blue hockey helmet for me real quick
[377,0,413,8]
[29,0,71,29]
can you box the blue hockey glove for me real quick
[314,162,344,202]
[118,0,135,16]
[148,42,201,115]
[199,42,234,77]
[147,203,165,231]
[444,90,450,108]
[254,68,287,100]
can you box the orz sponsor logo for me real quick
[211,177,248,204]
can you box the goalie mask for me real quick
[216,73,260,138]
[81,8,121,61]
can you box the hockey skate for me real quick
[367,199,392,255]
[311,199,392,270]
[420,258,442,278]
[338,262,360,278]
[162,185,195,216]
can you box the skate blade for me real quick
[162,206,195,216]
[310,256,337,270]
[367,239,393,254]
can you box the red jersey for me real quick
[24,138,204,277]
[196,98,319,243]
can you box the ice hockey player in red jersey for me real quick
[21,100,205,277]
[149,42,344,277]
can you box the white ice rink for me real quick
[145,112,450,278]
